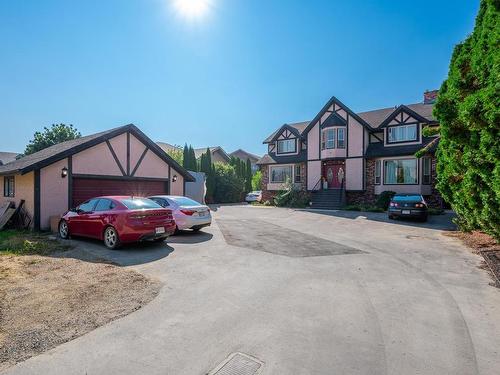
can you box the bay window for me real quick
[277,139,296,154]
[321,128,345,150]
[337,128,345,148]
[270,165,293,183]
[384,159,418,184]
[388,124,418,143]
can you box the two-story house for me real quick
[257,91,441,208]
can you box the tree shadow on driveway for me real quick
[298,209,457,231]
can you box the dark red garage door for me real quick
[72,178,167,207]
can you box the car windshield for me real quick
[120,198,162,209]
[170,197,201,206]
[393,195,422,202]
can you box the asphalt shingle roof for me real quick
[0,152,20,166]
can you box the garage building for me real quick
[0,124,194,230]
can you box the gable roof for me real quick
[229,149,261,162]
[157,142,181,153]
[194,146,231,162]
[0,152,20,166]
[263,98,437,143]
[0,124,195,181]
[263,121,310,143]
[359,103,436,129]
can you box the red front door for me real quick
[323,162,345,189]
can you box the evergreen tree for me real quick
[434,0,500,238]
[182,144,189,169]
[245,159,253,192]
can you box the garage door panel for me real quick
[72,178,167,207]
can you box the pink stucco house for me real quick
[257,91,441,209]
[0,124,194,230]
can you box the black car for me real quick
[388,194,428,221]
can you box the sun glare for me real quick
[173,0,211,19]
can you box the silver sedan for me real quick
[148,195,211,232]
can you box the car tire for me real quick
[59,220,70,239]
[103,226,121,250]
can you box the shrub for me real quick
[274,180,310,208]
[365,206,385,213]
[212,163,245,203]
[251,170,262,191]
[263,200,272,206]
[376,191,396,210]
[433,0,500,239]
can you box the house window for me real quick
[277,139,296,154]
[388,124,418,143]
[337,128,345,149]
[422,157,431,184]
[321,129,335,150]
[270,165,293,183]
[384,159,418,184]
[375,160,381,184]
[3,176,14,197]
[294,165,302,183]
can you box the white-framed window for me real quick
[277,139,296,154]
[322,129,335,150]
[384,159,418,184]
[270,165,293,183]
[3,176,14,197]
[294,165,301,183]
[375,160,381,184]
[422,157,431,184]
[388,124,418,143]
[337,128,345,149]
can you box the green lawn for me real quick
[0,230,70,255]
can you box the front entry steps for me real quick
[310,189,344,210]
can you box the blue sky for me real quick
[0,0,479,156]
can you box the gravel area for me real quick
[0,254,161,371]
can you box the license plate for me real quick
[155,227,165,234]
[402,210,411,215]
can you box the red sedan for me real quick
[58,196,176,249]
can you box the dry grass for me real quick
[0,231,162,371]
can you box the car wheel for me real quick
[104,226,121,250]
[59,220,70,239]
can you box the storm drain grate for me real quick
[208,352,263,375]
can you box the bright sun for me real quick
[173,0,211,18]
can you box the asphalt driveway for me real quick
[4,206,500,375]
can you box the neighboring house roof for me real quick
[229,149,261,163]
[194,146,231,162]
[157,142,181,153]
[0,124,195,181]
[263,121,310,143]
[365,137,439,158]
[0,152,20,166]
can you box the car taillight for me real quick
[129,214,147,219]
[180,209,195,216]
[415,203,424,208]
[390,202,399,207]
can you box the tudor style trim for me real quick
[106,140,127,176]
[6,124,194,182]
[126,132,131,175]
[72,174,170,182]
[131,147,150,176]
[379,105,436,128]
[265,124,303,144]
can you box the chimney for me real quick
[424,89,438,104]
